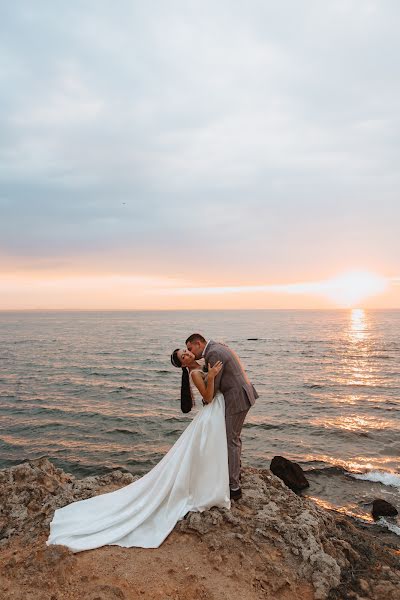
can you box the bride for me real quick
[46,349,229,552]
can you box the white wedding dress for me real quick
[47,372,230,552]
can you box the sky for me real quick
[1,0,399,309]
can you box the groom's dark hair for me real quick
[185,333,206,345]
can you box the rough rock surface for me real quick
[0,457,137,547]
[0,458,399,600]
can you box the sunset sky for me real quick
[1,1,399,309]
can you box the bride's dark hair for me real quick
[171,349,193,414]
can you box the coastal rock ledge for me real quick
[0,458,399,600]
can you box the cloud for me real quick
[1,1,399,293]
[169,270,389,306]
[1,269,396,310]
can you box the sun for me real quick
[320,271,387,307]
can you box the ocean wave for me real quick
[305,466,345,476]
[349,471,400,488]
[244,422,284,431]
[303,383,324,389]
[165,428,184,437]
[106,428,138,436]
[378,517,400,536]
[12,421,70,433]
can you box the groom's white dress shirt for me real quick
[202,340,211,358]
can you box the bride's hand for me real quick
[207,360,223,379]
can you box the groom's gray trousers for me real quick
[204,340,258,490]
[225,409,249,489]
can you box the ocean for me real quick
[1,309,399,537]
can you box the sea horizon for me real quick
[1,307,400,312]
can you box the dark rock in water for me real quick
[270,456,309,492]
[372,498,398,519]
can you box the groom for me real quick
[186,334,258,500]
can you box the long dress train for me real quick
[47,391,230,551]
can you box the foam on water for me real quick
[349,470,400,488]
[378,518,400,536]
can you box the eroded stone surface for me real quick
[0,457,136,546]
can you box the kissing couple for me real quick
[47,334,258,551]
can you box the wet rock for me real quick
[270,455,309,492]
[372,499,398,519]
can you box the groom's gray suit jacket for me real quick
[204,340,258,416]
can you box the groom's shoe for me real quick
[230,487,242,501]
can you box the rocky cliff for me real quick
[0,458,399,600]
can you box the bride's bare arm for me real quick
[191,361,223,404]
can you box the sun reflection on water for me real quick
[350,308,367,342]
[307,496,374,522]
[311,414,395,433]
[300,453,395,472]
[337,308,379,387]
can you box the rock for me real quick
[182,508,223,535]
[372,499,398,519]
[372,581,400,599]
[0,457,136,545]
[359,578,370,593]
[270,455,309,492]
